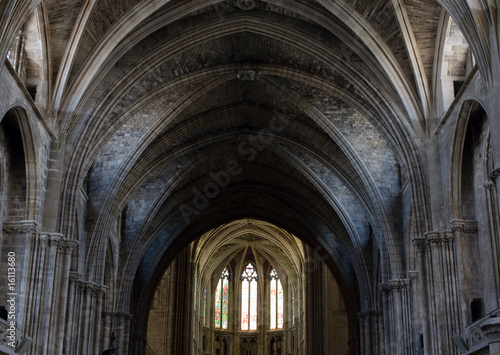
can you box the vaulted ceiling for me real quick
[3,0,482,315]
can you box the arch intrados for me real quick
[132,213,359,328]
[450,99,487,219]
[0,106,38,220]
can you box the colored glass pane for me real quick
[292,286,295,325]
[215,279,222,328]
[250,279,258,330]
[270,278,277,329]
[277,279,283,328]
[203,285,207,325]
[241,279,249,329]
[270,268,284,329]
[215,267,229,329]
[222,278,229,329]
[241,263,258,330]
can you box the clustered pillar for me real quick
[379,279,416,355]
[64,279,108,354]
[0,222,85,355]
[413,232,461,355]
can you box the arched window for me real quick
[215,268,229,329]
[241,263,258,330]
[270,269,284,329]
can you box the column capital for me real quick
[489,167,500,183]
[2,220,38,234]
[95,285,108,296]
[424,231,453,245]
[78,281,97,293]
[69,272,81,284]
[450,219,478,234]
[388,279,411,290]
[412,237,427,252]
[409,271,419,282]
[48,233,63,247]
[484,181,496,189]
[60,239,79,254]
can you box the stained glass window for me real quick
[215,268,229,329]
[291,285,295,326]
[270,269,284,329]
[241,263,258,330]
[203,285,208,325]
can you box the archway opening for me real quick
[146,219,350,355]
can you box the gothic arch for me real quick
[450,99,487,220]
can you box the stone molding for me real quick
[424,231,453,246]
[240,334,258,343]
[214,332,231,341]
[388,279,411,290]
[2,220,38,234]
[480,317,500,342]
[412,236,427,252]
[237,69,256,81]
[233,0,256,10]
[451,219,478,233]
[268,333,284,341]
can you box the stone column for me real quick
[52,239,78,355]
[379,283,392,354]
[358,310,383,354]
[80,281,95,355]
[485,178,500,305]
[102,311,113,350]
[14,231,70,355]
[63,273,80,354]
[92,285,107,355]
[413,238,431,354]
[0,220,37,340]
[36,233,62,354]
[304,252,323,354]
[414,231,461,354]
[389,279,415,355]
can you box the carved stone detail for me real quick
[233,0,256,10]
[480,318,500,342]
[60,239,79,254]
[388,279,411,290]
[489,167,500,183]
[240,335,257,343]
[2,221,37,235]
[425,231,453,246]
[412,237,427,252]
[237,69,256,81]
[484,181,496,189]
[470,327,485,346]
[451,219,478,234]
[409,271,419,281]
